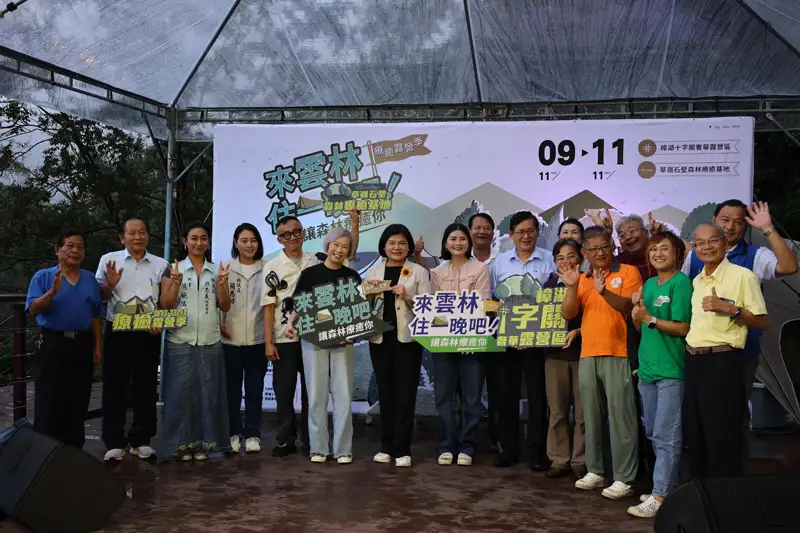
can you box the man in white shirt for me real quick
[262,216,318,457]
[96,218,168,461]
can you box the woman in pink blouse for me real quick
[430,223,490,466]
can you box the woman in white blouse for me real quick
[220,223,267,455]
[158,222,232,461]
[430,223,490,466]
[365,224,431,468]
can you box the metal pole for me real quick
[160,111,178,402]
[11,302,27,421]
[766,113,800,148]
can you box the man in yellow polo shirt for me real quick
[684,223,769,479]
[561,226,642,501]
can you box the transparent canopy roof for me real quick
[1,0,799,139]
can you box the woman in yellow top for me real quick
[429,223,490,466]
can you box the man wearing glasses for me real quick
[489,211,556,469]
[683,223,769,478]
[561,225,642,501]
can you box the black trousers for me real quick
[224,344,268,439]
[683,350,746,478]
[493,347,548,459]
[273,342,309,447]
[101,325,160,450]
[481,353,500,447]
[369,336,423,457]
[34,330,94,448]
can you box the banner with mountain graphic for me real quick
[212,118,754,415]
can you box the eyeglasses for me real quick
[583,245,612,254]
[513,229,537,237]
[693,237,723,249]
[278,228,303,241]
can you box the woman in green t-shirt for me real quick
[627,231,692,519]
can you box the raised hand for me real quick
[52,268,63,293]
[648,212,666,235]
[557,263,581,287]
[349,209,360,228]
[414,236,424,256]
[702,286,732,314]
[593,269,607,294]
[105,260,124,288]
[745,201,773,232]
[167,260,183,285]
[216,262,230,288]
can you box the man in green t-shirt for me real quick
[628,232,692,519]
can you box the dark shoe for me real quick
[493,454,517,468]
[529,457,550,472]
[272,442,298,457]
[572,464,588,479]
[545,466,571,478]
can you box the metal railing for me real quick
[0,293,34,423]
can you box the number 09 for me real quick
[539,140,575,166]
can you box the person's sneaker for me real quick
[103,448,125,462]
[193,452,208,461]
[272,442,297,457]
[602,481,635,500]
[395,455,412,467]
[130,446,155,460]
[230,435,242,453]
[575,472,605,490]
[245,437,261,453]
[337,455,353,464]
[437,452,453,465]
[456,453,473,466]
[180,453,193,462]
[373,452,392,464]
[640,494,651,503]
[310,453,327,463]
[627,495,661,518]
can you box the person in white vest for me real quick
[97,218,168,462]
[220,223,267,454]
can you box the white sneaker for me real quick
[193,452,208,461]
[180,454,193,462]
[245,437,261,453]
[395,455,412,467]
[337,455,353,464]
[640,494,651,502]
[456,453,473,466]
[130,446,155,460]
[575,472,605,490]
[103,448,125,461]
[602,481,634,500]
[628,495,661,518]
[230,435,241,453]
[438,452,453,465]
[310,454,327,463]
[373,452,392,464]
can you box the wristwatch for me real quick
[731,306,742,320]
[763,226,775,237]
[647,317,657,329]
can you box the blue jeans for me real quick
[433,353,483,456]
[300,340,354,458]
[638,379,683,497]
[223,343,268,439]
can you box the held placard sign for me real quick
[409,290,502,353]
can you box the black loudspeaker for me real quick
[0,421,126,533]
[655,474,800,533]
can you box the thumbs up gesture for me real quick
[702,286,731,314]
[167,260,183,285]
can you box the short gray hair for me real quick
[323,226,353,253]
[615,214,645,235]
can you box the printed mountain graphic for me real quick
[539,189,614,221]
[434,183,541,226]
[649,205,689,231]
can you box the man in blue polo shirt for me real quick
[26,229,104,448]
[683,200,797,453]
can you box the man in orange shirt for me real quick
[561,226,642,500]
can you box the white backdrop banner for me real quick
[214,118,754,413]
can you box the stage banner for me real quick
[215,118,755,416]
